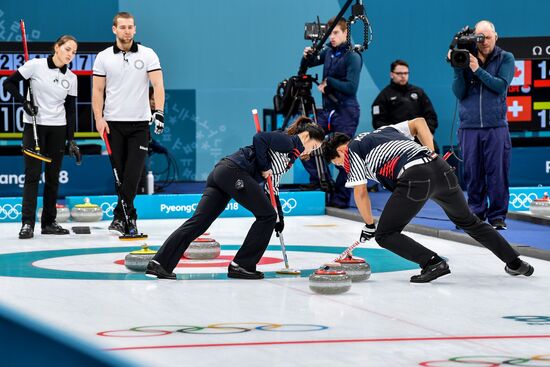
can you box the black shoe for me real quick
[410,260,451,283]
[228,263,264,279]
[125,218,139,236]
[505,260,534,277]
[145,260,177,280]
[108,218,125,235]
[19,224,34,239]
[41,221,69,235]
[490,219,507,230]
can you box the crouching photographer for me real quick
[448,20,515,230]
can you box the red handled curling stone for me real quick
[184,237,221,260]
[124,244,156,272]
[37,204,70,223]
[529,192,550,217]
[309,263,352,295]
[335,254,371,282]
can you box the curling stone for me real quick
[124,244,157,272]
[184,237,221,260]
[37,204,70,223]
[71,198,103,222]
[309,263,352,295]
[335,254,371,282]
[529,192,550,217]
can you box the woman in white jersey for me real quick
[3,35,80,239]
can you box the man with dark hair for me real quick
[299,16,362,209]
[371,59,439,152]
[323,118,533,283]
[92,12,165,236]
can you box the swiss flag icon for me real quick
[507,96,532,122]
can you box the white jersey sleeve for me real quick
[345,150,368,188]
[92,51,106,76]
[146,49,161,72]
[390,120,414,140]
[68,71,78,97]
[18,58,38,80]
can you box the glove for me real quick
[23,101,38,117]
[274,218,284,234]
[68,140,82,165]
[150,109,164,135]
[359,223,376,242]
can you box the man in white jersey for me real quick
[323,118,534,283]
[92,12,165,235]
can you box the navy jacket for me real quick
[301,43,362,110]
[452,46,515,129]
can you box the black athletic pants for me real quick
[374,157,519,268]
[106,121,149,221]
[153,159,277,273]
[21,123,66,228]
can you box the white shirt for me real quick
[93,43,161,121]
[18,57,77,126]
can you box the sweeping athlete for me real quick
[323,118,534,283]
[146,117,325,280]
[3,35,81,239]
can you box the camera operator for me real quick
[300,16,362,209]
[450,20,515,230]
[371,60,439,153]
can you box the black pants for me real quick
[375,157,519,268]
[153,159,277,273]
[21,123,66,228]
[106,121,149,220]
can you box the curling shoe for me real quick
[19,223,34,239]
[41,221,69,235]
[410,260,450,283]
[125,218,139,236]
[145,260,177,280]
[228,262,264,279]
[108,218,125,235]
[505,260,534,277]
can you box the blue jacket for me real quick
[301,43,362,110]
[452,46,515,129]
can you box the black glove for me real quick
[150,110,164,134]
[23,101,38,117]
[68,140,82,165]
[274,218,284,234]
[360,222,376,242]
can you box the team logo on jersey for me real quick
[134,59,145,70]
[60,79,70,90]
[410,92,418,100]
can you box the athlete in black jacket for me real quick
[146,117,325,280]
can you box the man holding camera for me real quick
[450,20,515,230]
[300,16,362,209]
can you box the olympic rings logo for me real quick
[419,354,550,366]
[100,202,117,218]
[509,193,538,209]
[280,198,297,214]
[0,204,22,220]
[98,323,328,337]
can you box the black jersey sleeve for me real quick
[2,71,26,104]
[64,95,77,140]
[253,132,294,172]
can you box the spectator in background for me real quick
[371,60,439,153]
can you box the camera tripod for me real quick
[280,75,333,193]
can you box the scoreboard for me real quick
[500,37,550,132]
[0,42,111,139]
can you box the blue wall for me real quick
[1,1,549,180]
